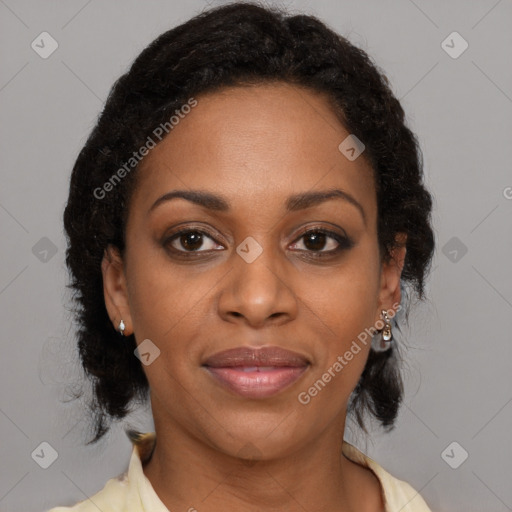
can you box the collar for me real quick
[123,429,430,512]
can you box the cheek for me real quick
[299,247,380,383]
[124,243,206,344]
[303,251,380,331]
[297,281,375,415]
[125,255,209,396]
[308,282,374,380]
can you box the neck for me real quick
[142,414,383,512]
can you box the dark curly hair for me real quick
[63,1,435,445]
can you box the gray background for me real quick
[1,1,511,511]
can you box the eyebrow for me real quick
[148,188,366,224]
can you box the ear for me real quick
[101,244,132,336]
[375,232,407,323]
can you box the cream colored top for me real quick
[47,430,432,512]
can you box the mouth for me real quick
[202,346,310,399]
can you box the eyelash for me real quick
[163,226,354,259]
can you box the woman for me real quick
[49,2,435,511]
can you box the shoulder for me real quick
[342,441,433,512]
[46,430,155,512]
[376,470,433,512]
[45,472,129,512]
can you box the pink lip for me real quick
[202,346,310,399]
[204,366,309,399]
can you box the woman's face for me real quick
[102,82,405,459]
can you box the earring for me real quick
[371,309,392,352]
[118,319,126,336]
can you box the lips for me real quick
[202,345,310,368]
[202,346,310,399]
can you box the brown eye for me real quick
[178,231,204,251]
[165,229,222,253]
[302,231,329,251]
[290,229,353,254]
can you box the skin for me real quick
[102,82,406,512]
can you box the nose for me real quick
[217,239,298,328]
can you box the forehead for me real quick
[131,82,376,219]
